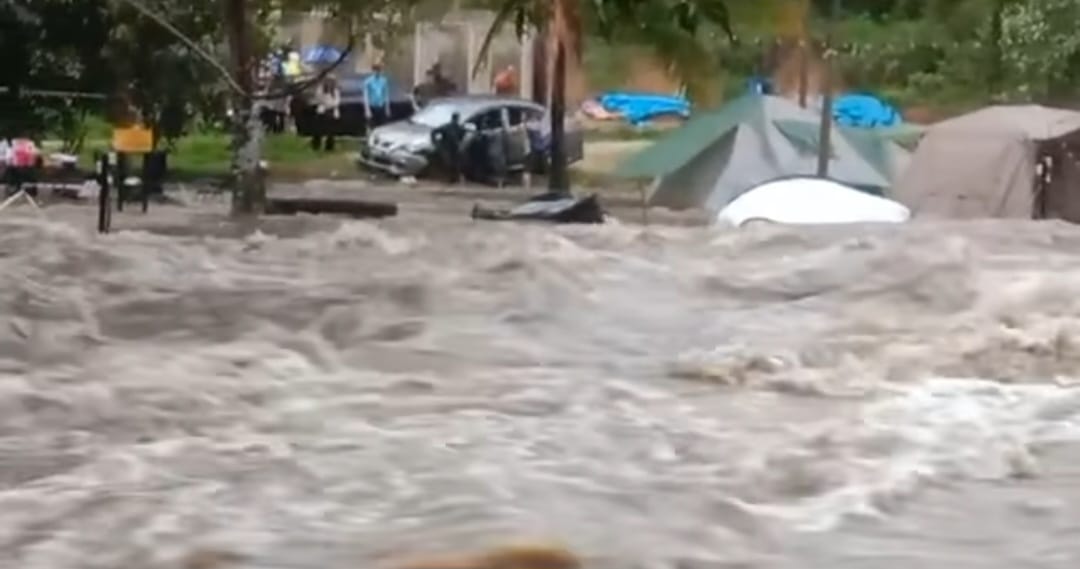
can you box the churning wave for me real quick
[2,212,1080,568]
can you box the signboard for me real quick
[112,125,154,153]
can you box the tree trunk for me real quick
[224,0,265,216]
[817,0,840,177]
[797,41,809,107]
[816,54,833,177]
[532,31,547,104]
[795,0,809,108]
[548,40,569,194]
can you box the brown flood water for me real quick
[2,188,1080,568]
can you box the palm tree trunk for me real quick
[224,0,265,215]
[548,40,569,194]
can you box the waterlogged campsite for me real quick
[4,1,1080,568]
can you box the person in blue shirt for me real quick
[363,63,391,131]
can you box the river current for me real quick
[2,207,1080,568]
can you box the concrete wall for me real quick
[278,8,534,98]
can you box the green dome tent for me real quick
[613,94,910,212]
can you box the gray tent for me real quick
[893,105,1080,220]
[613,94,902,212]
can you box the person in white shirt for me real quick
[311,76,341,152]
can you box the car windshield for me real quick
[410,102,463,128]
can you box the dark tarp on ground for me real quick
[611,94,907,212]
[893,105,1080,220]
[472,193,605,224]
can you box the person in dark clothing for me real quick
[413,69,440,109]
[431,112,467,183]
[431,63,457,97]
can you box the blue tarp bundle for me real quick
[598,91,692,125]
[303,45,344,64]
[833,93,902,128]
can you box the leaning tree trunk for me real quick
[224,0,265,215]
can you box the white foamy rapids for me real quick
[736,379,1080,532]
[4,214,1080,568]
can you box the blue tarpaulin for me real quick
[597,91,691,125]
[833,93,902,128]
[302,45,344,64]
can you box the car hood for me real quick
[369,121,433,151]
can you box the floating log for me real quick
[266,197,398,219]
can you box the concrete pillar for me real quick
[413,23,424,85]
[519,30,534,99]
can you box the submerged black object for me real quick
[471,193,605,224]
[266,197,398,218]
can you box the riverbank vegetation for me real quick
[4,1,1079,185]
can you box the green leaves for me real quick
[995,0,1080,101]
[472,0,741,101]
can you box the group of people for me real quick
[307,60,396,152]
[255,44,305,134]
[429,111,540,187]
[268,48,524,169]
[307,61,454,153]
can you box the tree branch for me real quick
[115,0,244,93]
[114,0,354,101]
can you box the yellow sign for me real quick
[112,125,154,153]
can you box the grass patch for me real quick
[79,132,362,182]
[67,125,666,185]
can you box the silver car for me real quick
[358,95,585,178]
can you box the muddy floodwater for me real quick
[2,197,1080,568]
